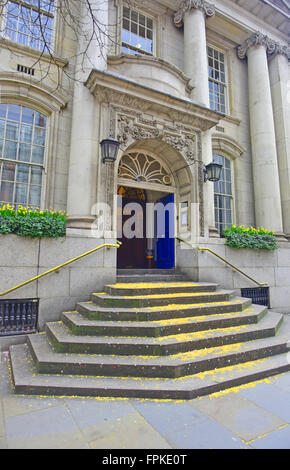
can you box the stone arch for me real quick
[0,73,68,114]
[116,138,195,191]
[114,137,203,237]
[0,73,69,209]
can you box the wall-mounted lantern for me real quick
[204,162,222,182]
[100,137,120,163]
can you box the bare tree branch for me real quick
[0,0,128,92]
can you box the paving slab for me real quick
[5,404,86,449]
[0,438,7,449]
[2,394,65,419]
[131,400,207,435]
[238,382,290,422]
[271,372,290,393]
[189,392,286,443]
[249,425,290,449]
[65,398,136,431]
[87,412,172,449]
[164,417,249,449]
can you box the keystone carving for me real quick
[174,0,215,28]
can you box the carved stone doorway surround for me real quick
[85,69,221,239]
[114,108,204,237]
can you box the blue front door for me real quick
[156,193,175,269]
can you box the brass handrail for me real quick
[176,236,268,287]
[0,241,122,297]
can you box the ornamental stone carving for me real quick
[116,113,198,164]
[237,32,290,60]
[174,0,215,28]
[117,115,162,145]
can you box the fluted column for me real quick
[174,0,217,238]
[238,33,284,235]
[268,46,290,237]
[67,0,109,230]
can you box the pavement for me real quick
[1,349,290,450]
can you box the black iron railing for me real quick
[241,287,270,308]
[0,299,39,336]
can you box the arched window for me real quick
[0,104,47,208]
[213,153,233,236]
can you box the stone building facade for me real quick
[0,0,289,328]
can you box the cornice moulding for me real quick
[174,0,216,28]
[86,69,223,132]
[213,0,289,46]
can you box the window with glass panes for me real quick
[208,46,227,114]
[0,104,47,208]
[122,5,153,56]
[4,0,54,52]
[213,154,233,236]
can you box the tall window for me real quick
[0,104,47,208]
[121,5,154,56]
[208,46,227,114]
[213,154,233,236]
[3,0,55,52]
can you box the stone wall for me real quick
[0,235,117,333]
[177,238,290,314]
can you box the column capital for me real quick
[174,0,215,28]
[238,32,290,60]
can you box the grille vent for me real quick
[17,64,35,76]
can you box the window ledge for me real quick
[220,114,242,126]
[0,37,68,68]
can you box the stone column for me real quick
[174,0,217,238]
[238,33,284,235]
[66,0,109,231]
[268,46,290,237]
[174,0,215,106]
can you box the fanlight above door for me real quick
[118,152,174,187]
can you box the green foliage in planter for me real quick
[223,224,277,251]
[0,204,68,239]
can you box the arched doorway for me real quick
[117,150,176,269]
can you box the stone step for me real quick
[45,311,283,356]
[116,274,188,283]
[117,269,179,275]
[61,304,267,338]
[27,321,290,378]
[76,297,252,322]
[104,281,218,296]
[9,343,290,399]
[91,289,235,309]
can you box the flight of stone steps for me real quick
[9,269,290,400]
